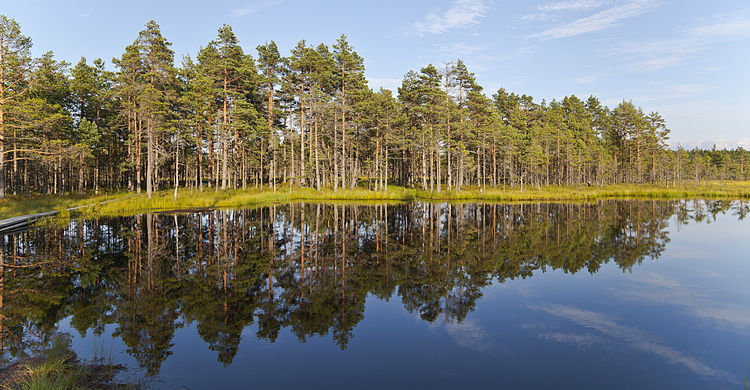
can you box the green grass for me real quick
[415,181,750,201]
[0,335,134,390]
[81,185,416,217]
[0,192,127,220]
[2,181,749,220]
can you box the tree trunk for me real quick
[0,106,4,199]
[146,117,154,198]
[136,114,142,194]
[300,85,305,186]
[197,124,203,191]
[341,69,347,190]
[334,110,339,192]
[315,104,321,191]
[79,151,84,195]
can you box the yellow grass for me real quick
[1,181,749,220]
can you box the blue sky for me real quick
[5,0,749,148]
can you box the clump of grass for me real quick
[0,335,133,390]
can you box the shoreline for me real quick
[1,181,749,220]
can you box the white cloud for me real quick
[441,319,495,352]
[436,44,534,76]
[233,0,283,16]
[538,332,604,350]
[574,75,599,84]
[523,0,607,21]
[521,13,557,22]
[631,56,684,71]
[612,14,750,70]
[535,304,738,382]
[431,42,533,75]
[434,42,486,56]
[529,0,661,39]
[623,273,750,332]
[418,311,501,355]
[690,16,750,39]
[627,83,713,103]
[538,0,606,12]
[414,0,488,35]
[462,54,506,72]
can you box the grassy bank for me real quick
[415,181,750,201]
[2,181,750,219]
[76,186,416,217]
[0,192,127,220]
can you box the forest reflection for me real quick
[0,200,747,375]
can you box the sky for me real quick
[4,0,749,149]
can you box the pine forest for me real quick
[0,17,747,199]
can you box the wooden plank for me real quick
[0,194,145,235]
[0,211,57,235]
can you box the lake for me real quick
[1,200,749,389]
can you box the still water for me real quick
[1,200,749,389]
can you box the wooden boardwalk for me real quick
[0,211,58,235]
[0,194,140,235]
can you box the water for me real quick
[1,200,749,389]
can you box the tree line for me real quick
[0,16,747,198]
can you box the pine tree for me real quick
[257,41,282,191]
[333,34,365,190]
[136,20,176,198]
[0,15,35,198]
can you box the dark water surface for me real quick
[1,200,749,389]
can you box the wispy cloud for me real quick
[535,304,738,383]
[529,0,661,39]
[628,83,713,103]
[573,73,602,84]
[441,319,495,353]
[434,43,534,75]
[414,0,488,35]
[233,0,283,16]
[523,0,607,21]
[521,13,557,22]
[434,42,487,56]
[538,0,606,12]
[691,16,750,39]
[631,56,684,71]
[612,14,750,70]
[538,332,605,350]
[419,312,501,355]
[622,273,750,332]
